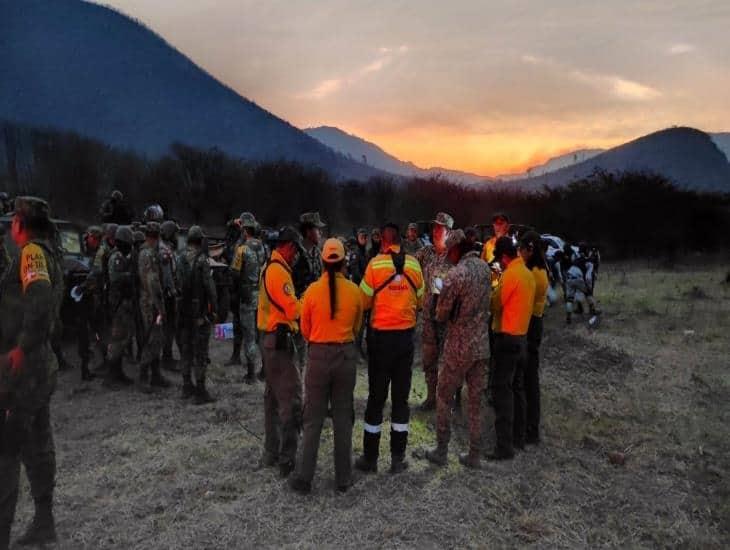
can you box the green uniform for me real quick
[178,246,217,384]
[137,242,166,379]
[107,249,136,364]
[0,238,61,548]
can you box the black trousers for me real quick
[492,333,527,455]
[525,316,543,440]
[363,328,414,459]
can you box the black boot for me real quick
[257,365,266,382]
[355,430,380,472]
[150,359,171,388]
[161,354,180,372]
[243,362,255,385]
[181,375,195,399]
[80,358,96,381]
[16,497,56,546]
[424,440,449,466]
[225,341,242,366]
[390,429,409,474]
[194,378,216,405]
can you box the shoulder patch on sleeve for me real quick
[20,243,51,292]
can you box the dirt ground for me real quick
[8,261,730,548]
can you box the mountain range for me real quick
[1,0,728,194]
[0,0,382,181]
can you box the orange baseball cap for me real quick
[321,238,345,263]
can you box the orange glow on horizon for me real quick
[359,130,623,177]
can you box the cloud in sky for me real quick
[297,45,408,100]
[668,43,696,55]
[98,1,730,175]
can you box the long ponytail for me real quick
[325,260,344,320]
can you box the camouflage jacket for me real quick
[246,237,266,267]
[293,240,322,297]
[402,238,424,256]
[0,239,62,409]
[92,239,113,293]
[229,239,260,306]
[415,244,454,319]
[138,242,165,318]
[108,248,136,312]
[179,245,217,322]
[159,239,179,298]
[435,252,491,366]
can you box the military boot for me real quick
[355,430,380,473]
[390,429,409,474]
[257,365,266,382]
[80,358,96,381]
[225,342,242,366]
[139,363,150,385]
[424,441,449,467]
[194,378,216,405]
[181,375,195,399]
[243,362,255,385]
[459,448,481,469]
[150,359,171,388]
[16,497,56,546]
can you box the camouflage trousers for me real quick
[162,296,180,360]
[239,300,261,370]
[435,358,485,453]
[107,303,135,363]
[179,319,211,382]
[0,402,56,546]
[421,318,446,398]
[139,304,164,366]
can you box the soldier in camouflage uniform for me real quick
[178,226,218,404]
[0,197,63,548]
[292,212,325,369]
[104,226,137,387]
[402,222,424,255]
[72,225,104,381]
[137,222,170,389]
[159,220,181,370]
[414,212,455,410]
[422,229,491,469]
[229,213,264,382]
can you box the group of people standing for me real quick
[0,194,557,548]
[252,210,551,494]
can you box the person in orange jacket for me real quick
[488,236,535,460]
[257,226,303,477]
[356,223,425,474]
[289,239,363,494]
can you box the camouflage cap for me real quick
[160,220,179,240]
[299,211,326,228]
[13,196,50,221]
[407,222,418,231]
[445,228,466,249]
[371,227,381,237]
[133,230,145,244]
[357,227,368,235]
[86,225,103,238]
[144,221,161,236]
[115,225,134,245]
[432,212,454,229]
[111,190,123,201]
[277,225,302,244]
[104,223,119,239]
[239,211,258,229]
[187,225,205,242]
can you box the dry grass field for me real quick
[8,261,730,548]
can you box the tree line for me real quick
[2,122,729,259]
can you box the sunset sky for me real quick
[101,0,730,176]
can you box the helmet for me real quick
[86,225,103,239]
[13,196,50,222]
[0,192,9,200]
[239,211,258,229]
[187,225,205,242]
[160,220,179,241]
[111,190,123,201]
[104,223,119,240]
[143,204,164,223]
[114,225,134,245]
[133,230,145,244]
